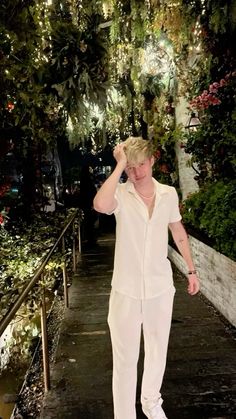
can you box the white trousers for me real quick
[108,287,175,419]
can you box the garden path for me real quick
[40,234,236,419]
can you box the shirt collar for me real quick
[125,178,168,198]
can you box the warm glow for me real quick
[141,37,174,86]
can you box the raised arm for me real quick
[168,220,200,295]
[93,143,127,214]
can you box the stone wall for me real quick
[168,235,236,328]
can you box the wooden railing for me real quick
[0,209,82,392]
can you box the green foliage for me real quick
[140,74,165,101]
[9,308,41,360]
[50,15,109,113]
[184,73,236,184]
[0,211,72,320]
[0,0,110,214]
[104,86,139,140]
[0,209,78,364]
[152,125,180,187]
[175,1,236,260]
[1,0,235,262]
[0,0,67,216]
[0,0,52,130]
[182,181,236,260]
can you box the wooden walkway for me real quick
[40,235,236,419]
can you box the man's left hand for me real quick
[187,274,200,295]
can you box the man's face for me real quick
[125,157,154,185]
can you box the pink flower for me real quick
[211,97,221,105]
[220,79,227,87]
[154,150,161,159]
[190,73,230,110]
[159,163,169,173]
[209,85,218,94]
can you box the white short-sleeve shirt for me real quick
[110,178,181,299]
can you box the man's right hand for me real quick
[113,143,127,170]
[93,143,127,214]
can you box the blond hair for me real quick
[123,136,154,164]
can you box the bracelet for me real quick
[188,270,197,275]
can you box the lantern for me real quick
[185,112,201,131]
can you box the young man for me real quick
[93,137,200,419]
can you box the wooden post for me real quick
[40,288,50,392]
[78,223,81,254]
[63,262,69,308]
[61,236,69,308]
[73,222,76,272]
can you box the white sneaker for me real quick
[142,401,168,419]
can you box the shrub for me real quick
[182,180,236,261]
[0,209,76,367]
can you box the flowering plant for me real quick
[184,70,236,184]
[0,183,10,198]
[0,213,4,225]
[189,72,235,111]
[0,208,10,227]
[0,183,11,226]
